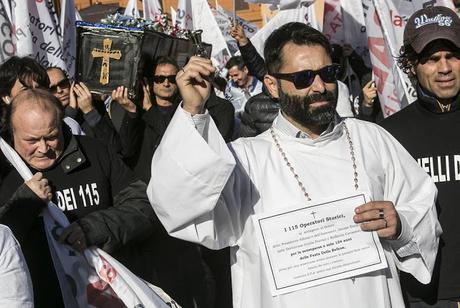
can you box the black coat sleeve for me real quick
[239,40,267,81]
[207,92,235,142]
[0,184,45,244]
[77,145,160,254]
[81,111,124,156]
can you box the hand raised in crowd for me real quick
[353,201,402,240]
[230,23,249,46]
[176,56,215,115]
[141,78,153,111]
[111,86,137,113]
[25,172,53,202]
[362,80,378,107]
[70,82,93,114]
[58,222,87,253]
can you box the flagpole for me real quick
[232,0,236,23]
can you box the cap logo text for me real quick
[414,14,453,28]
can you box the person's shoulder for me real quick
[380,103,418,129]
[0,225,17,252]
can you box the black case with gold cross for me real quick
[75,21,212,102]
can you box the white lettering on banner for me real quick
[12,0,67,69]
[323,0,344,43]
[414,14,453,28]
[56,183,100,211]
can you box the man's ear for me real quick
[264,74,280,99]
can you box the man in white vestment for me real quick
[147,22,441,308]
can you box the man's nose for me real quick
[37,139,49,153]
[310,74,326,93]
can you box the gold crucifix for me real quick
[91,38,122,85]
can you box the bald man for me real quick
[0,89,159,307]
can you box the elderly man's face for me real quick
[415,40,460,105]
[47,68,71,107]
[12,102,63,170]
[152,63,178,100]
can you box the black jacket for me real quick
[381,84,460,303]
[0,126,159,307]
[239,40,266,80]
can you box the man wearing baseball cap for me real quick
[381,5,460,308]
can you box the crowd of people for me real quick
[0,4,459,308]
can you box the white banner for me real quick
[213,4,258,55]
[124,0,140,18]
[362,0,402,117]
[176,0,193,30]
[341,0,370,67]
[0,0,14,64]
[323,0,344,44]
[60,0,77,78]
[143,0,162,21]
[192,0,231,70]
[250,0,317,57]
[9,0,66,69]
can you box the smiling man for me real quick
[224,56,263,115]
[148,22,441,308]
[381,6,460,308]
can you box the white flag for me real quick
[170,6,177,25]
[75,9,83,21]
[250,0,316,57]
[60,0,77,78]
[10,0,66,69]
[192,0,232,70]
[124,0,140,18]
[143,0,162,20]
[244,0,310,10]
[213,4,258,55]
[0,0,14,64]
[176,0,193,30]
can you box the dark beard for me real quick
[279,88,337,127]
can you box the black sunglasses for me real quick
[153,75,176,84]
[49,78,70,93]
[271,64,341,89]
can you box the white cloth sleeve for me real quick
[148,106,256,249]
[0,225,33,308]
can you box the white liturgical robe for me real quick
[147,108,441,308]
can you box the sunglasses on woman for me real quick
[270,64,341,89]
[153,75,177,84]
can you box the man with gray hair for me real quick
[0,89,159,307]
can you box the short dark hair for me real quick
[46,66,69,78]
[0,56,50,97]
[8,88,64,134]
[225,56,246,71]
[153,56,179,73]
[264,22,332,74]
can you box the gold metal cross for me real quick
[91,38,122,85]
